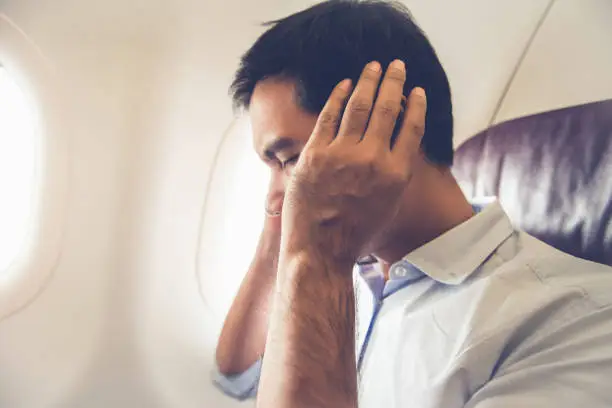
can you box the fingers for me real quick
[266,173,284,215]
[307,79,353,148]
[362,60,406,148]
[392,87,427,162]
[309,61,422,156]
[334,61,382,144]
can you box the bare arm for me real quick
[257,253,357,408]
[255,60,426,407]
[215,216,280,375]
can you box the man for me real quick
[213,1,612,407]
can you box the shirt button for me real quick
[393,265,409,278]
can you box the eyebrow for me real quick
[262,137,296,160]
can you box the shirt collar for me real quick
[398,198,514,285]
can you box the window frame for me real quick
[195,115,271,330]
[0,14,69,319]
[0,64,40,272]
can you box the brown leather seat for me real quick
[453,99,612,266]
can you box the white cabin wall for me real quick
[401,0,552,145]
[0,1,194,406]
[494,0,612,123]
[0,13,147,408]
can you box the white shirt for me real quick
[214,200,612,407]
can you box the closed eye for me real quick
[281,154,300,169]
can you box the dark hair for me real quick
[231,0,454,165]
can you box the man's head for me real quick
[232,0,460,258]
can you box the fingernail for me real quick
[390,59,405,71]
[413,87,426,99]
[339,78,352,91]
[367,61,381,72]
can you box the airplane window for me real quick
[0,66,38,272]
[197,117,270,324]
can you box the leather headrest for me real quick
[453,100,612,266]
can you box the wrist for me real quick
[247,238,280,283]
[256,231,281,259]
[280,224,359,270]
[278,250,355,292]
[256,240,279,261]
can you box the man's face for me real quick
[249,77,427,259]
[249,79,318,212]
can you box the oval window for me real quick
[0,66,38,272]
[197,116,270,328]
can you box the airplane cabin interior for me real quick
[0,0,611,407]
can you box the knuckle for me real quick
[300,148,317,163]
[362,67,381,82]
[360,149,380,168]
[385,68,406,83]
[302,149,325,167]
[393,165,410,181]
[318,111,340,128]
[375,99,400,118]
[410,122,426,137]
[380,165,407,187]
[360,158,377,176]
[348,98,372,116]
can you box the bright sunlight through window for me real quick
[0,66,38,271]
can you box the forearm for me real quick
[216,249,277,375]
[257,253,358,408]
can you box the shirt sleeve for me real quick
[211,358,262,400]
[465,304,612,408]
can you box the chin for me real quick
[359,235,387,262]
[356,254,378,264]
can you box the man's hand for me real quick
[256,61,427,408]
[214,177,283,377]
[260,175,283,251]
[281,60,427,266]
